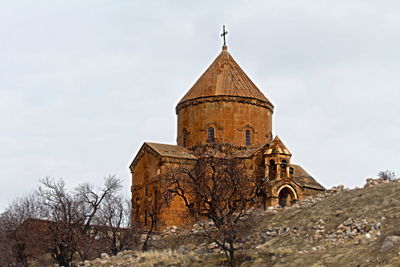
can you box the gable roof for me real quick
[145,142,196,159]
[177,46,273,107]
[292,164,325,191]
[129,142,197,169]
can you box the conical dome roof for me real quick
[177,46,273,108]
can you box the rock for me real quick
[244,255,254,263]
[260,232,268,240]
[193,243,208,254]
[364,178,397,188]
[100,253,109,259]
[365,233,372,239]
[177,245,188,253]
[207,242,218,250]
[380,235,400,252]
[186,243,196,250]
[122,254,133,260]
[152,234,162,240]
[330,185,346,193]
[343,218,354,226]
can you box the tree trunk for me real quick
[16,243,29,267]
[228,241,235,267]
[56,255,69,267]
[142,215,156,252]
[55,245,70,267]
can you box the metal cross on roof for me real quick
[221,25,228,46]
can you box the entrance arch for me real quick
[277,185,297,207]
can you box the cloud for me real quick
[1,0,399,210]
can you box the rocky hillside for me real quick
[77,178,400,267]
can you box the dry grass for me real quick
[242,182,400,266]
[86,182,400,266]
[131,249,203,267]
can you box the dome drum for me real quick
[177,98,272,148]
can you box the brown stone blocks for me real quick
[177,98,272,148]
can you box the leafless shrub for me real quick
[378,170,396,181]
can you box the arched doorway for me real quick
[277,185,297,207]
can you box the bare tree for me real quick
[141,189,165,252]
[161,145,264,266]
[94,196,139,255]
[0,175,127,267]
[0,193,43,267]
[38,177,83,266]
[73,175,122,259]
[75,175,122,230]
[37,175,123,266]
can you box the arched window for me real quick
[245,130,251,146]
[282,159,287,169]
[182,130,188,147]
[208,127,215,143]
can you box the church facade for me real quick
[130,44,325,230]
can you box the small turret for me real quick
[264,136,293,180]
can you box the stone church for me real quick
[130,43,325,230]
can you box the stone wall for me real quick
[177,99,272,148]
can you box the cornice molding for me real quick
[176,95,274,114]
[189,143,248,152]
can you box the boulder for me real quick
[380,235,400,252]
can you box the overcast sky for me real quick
[1,0,399,211]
